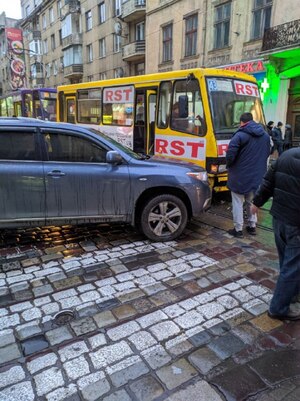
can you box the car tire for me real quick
[140,194,188,242]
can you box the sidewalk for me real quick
[0,216,299,401]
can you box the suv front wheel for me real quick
[140,194,188,241]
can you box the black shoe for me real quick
[246,226,256,235]
[267,310,300,321]
[227,228,243,238]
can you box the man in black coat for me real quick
[271,121,284,156]
[251,148,300,320]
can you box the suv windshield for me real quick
[89,128,145,160]
[207,77,264,135]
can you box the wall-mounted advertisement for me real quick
[5,28,27,90]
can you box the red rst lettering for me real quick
[170,140,185,156]
[245,84,253,96]
[114,90,122,101]
[156,139,168,154]
[235,83,245,95]
[186,142,204,158]
[218,144,228,156]
[123,88,132,101]
[105,90,113,101]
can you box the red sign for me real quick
[234,80,260,97]
[103,86,134,103]
[222,60,265,74]
[155,135,206,161]
[5,28,26,90]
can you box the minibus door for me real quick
[65,95,76,123]
[146,90,157,155]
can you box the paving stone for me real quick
[102,389,133,401]
[88,333,107,349]
[0,365,25,390]
[156,358,198,390]
[189,330,211,347]
[165,334,193,356]
[64,355,90,380]
[106,355,149,387]
[197,301,225,319]
[93,310,116,329]
[21,334,49,356]
[33,284,53,297]
[0,343,22,363]
[46,384,78,401]
[208,332,245,361]
[0,381,35,401]
[34,367,64,396]
[97,298,121,311]
[128,330,157,351]
[149,321,180,341]
[117,289,145,303]
[209,321,231,336]
[58,341,89,362]
[189,347,221,374]
[107,321,140,341]
[175,310,205,329]
[0,313,20,330]
[112,304,137,320]
[90,341,133,369]
[70,317,97,336]
[131,298,155,314]
[137,310,168,328]
[251,313,283,332]
[27,352,58,374]
[0,329,15,347]
[46,326,73,346]
[141,344,172,369]
[210,364,267,401]
[164,379,223,401]
[150,290,179,306]
[249,350,300,384]
[129,375,164,401]
[15,322,42,340]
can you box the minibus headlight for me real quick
[210,164,227,173]
[187,171,208,181]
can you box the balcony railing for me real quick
[60,0,80,19]
[64,63,83,78]
[122,0,146,22]
[28,30,41,41]
[122,40,145,61]
[262,19,300,52]
[62,33,83,49]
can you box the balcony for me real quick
[122,0,146,22]
[122,40,145,61]
[28,30,41,41]
[62,33,83,50]
[261,19,300,52]
[63,64,83,79]
[60,0,80,19]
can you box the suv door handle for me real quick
[47,170,66,177]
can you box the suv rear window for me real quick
[0,131,37,160]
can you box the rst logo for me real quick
[234,80,260,97]
[103,85,134,103]
[217,140,229,157]
[155,135,206,160]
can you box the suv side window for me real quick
[0,131,37,160]
[43,131,108,163]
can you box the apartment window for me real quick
[26,5,30,16]
[135,21,145,41]
[87,75,93,82]
[46,63,51,78]
[100,72,107,80]
[99,38,106,58]
[185,14,198,57]
[42,13,46,30]
[53,60,58,76]
[57,0,62,18]
[43,39,48,54]
[86,10,93,31]
[87,44,93,62]
[162,24,172,62]
[63,45,82,66]
[51,34,55,51]
[114,0,121,16]
[61,14,72,38]
[99,2,106,24]
[59,29,62,45]
[49,7,54,24]
[113,34,121,52]
[252,0,272,39]
[214,2,231,49]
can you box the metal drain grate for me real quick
[53,309,75,325]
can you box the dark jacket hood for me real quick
[239,120,266,137]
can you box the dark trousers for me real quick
[269,218,300,315]
[273,141,283,155]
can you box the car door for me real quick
[40,128,132,222]
[0,127,46,224]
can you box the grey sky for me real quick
[1,0,22,19]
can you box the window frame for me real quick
[251,0,272,39]
[98,1,106,24]
[87,43,93,63]
[99,38,106,58]
[184,14,198,57]
[213,2,232,49]
[86,10,93,31]
[162,23,173,63]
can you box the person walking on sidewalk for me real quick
[250,147,300,321]
[272,121,284,156]
[226,112,270,238]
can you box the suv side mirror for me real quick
[106,150,123,165]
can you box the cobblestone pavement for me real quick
[0,215,300,401]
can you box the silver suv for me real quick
[0,118,211,241]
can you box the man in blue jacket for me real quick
[226,112,271,237]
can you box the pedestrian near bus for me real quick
[250,147,300,320]
[272,121,284,156]
[266,121,275,155]
[226,112,270,238]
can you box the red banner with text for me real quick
[5,28,26,90]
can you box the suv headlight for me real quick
[186,171,208,181]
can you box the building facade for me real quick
[1,0,299,137]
